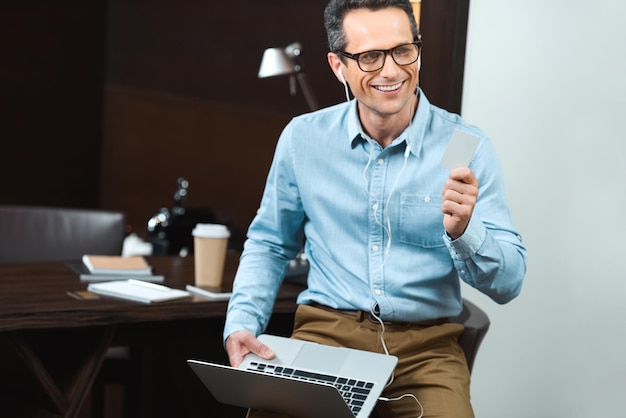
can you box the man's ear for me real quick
[327,52,345,84]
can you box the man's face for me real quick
[332,7,419,122]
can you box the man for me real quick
[224,0,526,416]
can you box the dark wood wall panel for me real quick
[100,87,290,237]
[101,0,341,236]
[420,0,470,114]
[105,0,343,113]
[0,0,106,208]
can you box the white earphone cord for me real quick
[369,307,424,418]
[366,89,422,417]
[378,88,418,271]
[378,394,424,418]
[339,67,351,102]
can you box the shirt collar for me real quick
[347,88,431,159]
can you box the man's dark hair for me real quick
[324,0,420,52]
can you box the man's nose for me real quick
[379,53,401,77]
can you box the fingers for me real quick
[441,168,479,239]
[442,168,478,208]
[225,330,275,368]
[447,167,478,187]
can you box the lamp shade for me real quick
[258,47,298,78]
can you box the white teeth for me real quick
[375,82,402,92]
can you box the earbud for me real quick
[339,67,346,84]
[418,55,421,71]
[339,68,351,103]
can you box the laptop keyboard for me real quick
[247,361,374,415]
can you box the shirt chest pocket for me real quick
[399,194,446,248]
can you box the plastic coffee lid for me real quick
[192,223,230,238]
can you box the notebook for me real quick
[87,279,191,303]
[188,334,397,418]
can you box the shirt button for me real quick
[424,196,431,203]
[372,245,379,252]
[374,289,382,296]
[377,158,384,165]
[372,203,378,210]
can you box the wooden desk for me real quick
[0,254,303,418]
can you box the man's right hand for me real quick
[225,329,275,368]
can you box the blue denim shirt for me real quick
[224,90,526,341]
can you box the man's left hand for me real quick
[441,167,479,240]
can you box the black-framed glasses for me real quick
[335,41,422,72]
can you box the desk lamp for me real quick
[258,42,319,111]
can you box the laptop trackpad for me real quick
[292,344,348,371]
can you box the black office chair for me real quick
[0,205,125,264]
[0,205,133,417]
[451,298,490,374]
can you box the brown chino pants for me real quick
[247,304,474,418]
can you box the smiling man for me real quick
[330,6,420,147]
[223,1,526,417]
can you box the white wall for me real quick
[460,0,626,417]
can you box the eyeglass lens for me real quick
[358,43,420,72]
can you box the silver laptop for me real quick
[188,334,398,418]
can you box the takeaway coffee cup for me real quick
[192,223,230,288]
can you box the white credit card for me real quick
[440,129,480,169]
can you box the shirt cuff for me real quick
[443,216,486,260]
[223,309,264,345]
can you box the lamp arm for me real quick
[295,72,319,111]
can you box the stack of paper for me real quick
[80,255,163,283]
[87,279,191,303]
